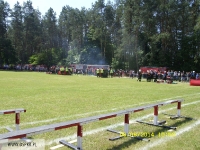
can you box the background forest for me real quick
[0,0,200,71]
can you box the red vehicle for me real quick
[140,66,168,73]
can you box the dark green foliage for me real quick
[1,0,200,72]
[0,1,16,65]
[0,38,17,64]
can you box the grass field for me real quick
[0,71,199,150]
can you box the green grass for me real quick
[0,71,199,150]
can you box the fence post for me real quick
[124,114,129,134]
[177,101,181,116]
[154,105,158,125]
[15,111,20,130]
[77,124,82,150]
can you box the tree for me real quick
[0,1,16,65]
[22,0,42,63]
[9,1,24,64]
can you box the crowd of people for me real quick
[1,64,199,82]
[71,68,200,83]
[135,70,199,83]
[105,69,199,83]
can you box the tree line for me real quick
[0,0,200,71]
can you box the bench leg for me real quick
[77,125,82,150]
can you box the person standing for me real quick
[101,68,104,77]
[96,68,99,77]
[132,70,135,79]
[153,70,158,82]
[119,69,122,78]
[163,71,167,82]
[191,71,196,79]
[137,70,142,82]
[99,68,102,77]
[196,73,199,80]
[110,68,114,78]
[147,70,151,82]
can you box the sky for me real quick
[5,0,113,17]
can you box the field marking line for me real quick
[0,110,109,130]
[46,100,200,146]
[139,119,200,150]
[0,93,199,129]
[0,98,176,129]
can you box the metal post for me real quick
[177,101,181,116]
[15,112,20,130]
[124,114,129,134]
[77,124,82,150]
[154,106,158,125]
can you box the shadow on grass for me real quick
[107,136,145,150]
[150,116,194,136]
[107,117,194,150]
